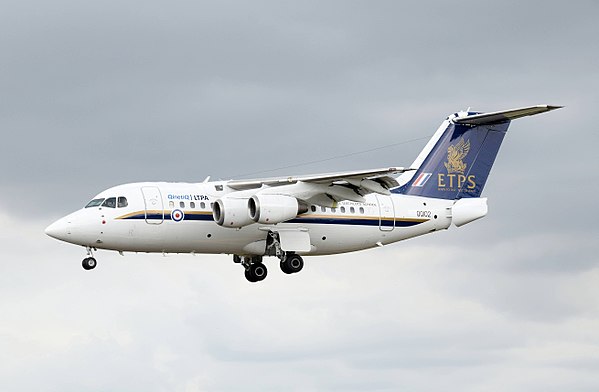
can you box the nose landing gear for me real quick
[82,257,97,270]
[82,247,97,270]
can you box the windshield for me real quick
[118,196,128,208]
[102,197,116,208]
[85,198,105,208]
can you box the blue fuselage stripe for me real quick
[119,212,425,227]
[287,217,420,227]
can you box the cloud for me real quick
[2,207,599,390]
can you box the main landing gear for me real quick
[82,247,97,270]
[280,253,304,274]
[234,255,268,283]
[233,252,304,283]
[234,230,306,282]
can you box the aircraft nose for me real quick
[45,218,68,241]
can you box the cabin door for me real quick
[375,195,395,231]
[141,186,164,225]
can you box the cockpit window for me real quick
[118,197,128,208]
[85,198,105,208]
[102,197,117,208]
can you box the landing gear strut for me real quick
[82,247,97,270]
[266,230,304,274]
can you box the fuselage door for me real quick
[375,194,395,231]
[141,186,164,225]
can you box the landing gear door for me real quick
[141,186,164,225]
[375,195,395,231]
[277,230,311,252]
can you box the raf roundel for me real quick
[171,209,185,222]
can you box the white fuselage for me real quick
[46,181,455,256]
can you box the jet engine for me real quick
[248,194,308,224]
[212,197,254,228]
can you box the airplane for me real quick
[45,105,561,282]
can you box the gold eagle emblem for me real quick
[444,137,470,174]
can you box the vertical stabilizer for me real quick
[394,105,561,200]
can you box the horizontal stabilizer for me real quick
[453,105,563,125]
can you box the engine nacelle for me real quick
[248,194,307,224]
[212,197,253,228]
[452,197,488,227]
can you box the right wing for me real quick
[225,167,413,204]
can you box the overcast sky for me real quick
[1,1,598,391]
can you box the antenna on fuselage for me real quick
[202,176,211,183]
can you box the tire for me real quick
[280,261,293,274]
[284,254,304,274]
[245,269,257,282]
[82,257,97,270]
[250,263,268,281]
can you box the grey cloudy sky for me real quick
[1,1,599,391]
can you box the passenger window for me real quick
[340,206,346,213]
[118,197,128,208]
[321,206,326,212]
[350,207,355,214]
[331,207,336,213]
[311,206,316,212]
[359,207,365,214]
[180,201,185,208]
[169,201,174,208]
[190,201,196,209]
[200,202,206,209]
[102,197,116,208]
[85,198,105,208]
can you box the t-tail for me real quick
[394,105,562,200]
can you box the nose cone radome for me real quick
[45,218,68,241]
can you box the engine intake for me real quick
[212,197,253,228]
[248,194,307,224]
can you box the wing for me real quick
[225,167,413,205]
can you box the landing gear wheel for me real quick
[281,254,303,274]
[245,269,257,282]
[280,261,292,274]
[245,263,268,282]
[82,257,97,270]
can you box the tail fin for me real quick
[394,105,562,200]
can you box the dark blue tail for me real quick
[394,105,561,200]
